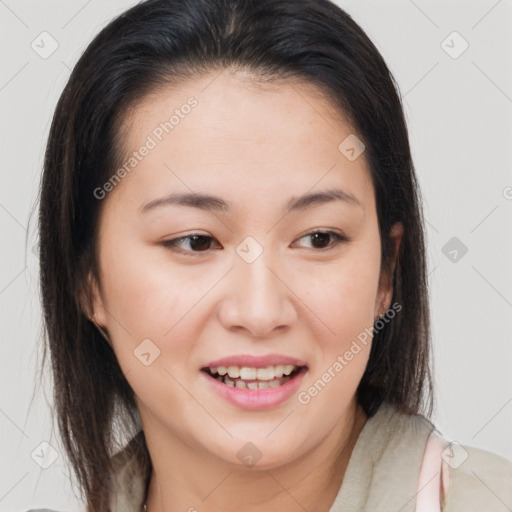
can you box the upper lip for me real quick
[202,354,307,369]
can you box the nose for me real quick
[217,246,297,338]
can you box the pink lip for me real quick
[200,366,308,410]
[203,354,307,369]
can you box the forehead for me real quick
[109,69,374,216]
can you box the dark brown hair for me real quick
[38,0,433,509]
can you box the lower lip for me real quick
[201,367,308,410]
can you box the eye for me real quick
[161,229,349,256]
[294,230,349,251]
[161,234,221,255]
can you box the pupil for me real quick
[311,232,330,248]
[190,235,211,251]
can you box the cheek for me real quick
[294,253,379,418]
[296,244,381,343]
[100,239,201,330]
[97,240,206,375]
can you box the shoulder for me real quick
[26,433,150,512]
[363,401,436,452]
[444,444,512,511]
[361,403,512,510]
[108,430,150,510]
[356,401,437,472]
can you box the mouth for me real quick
[201,364,307,390]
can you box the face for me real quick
[89,69,402,470]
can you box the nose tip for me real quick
[217,253,296,337]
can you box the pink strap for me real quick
[415,430,450,512]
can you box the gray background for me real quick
[1,0,511,510]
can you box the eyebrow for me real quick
[139,188,362,215]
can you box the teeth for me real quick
[283,365,295,376]
[214,374,293,390]
[210,364,299,379]
[239,367,257,380]
[256,367,275,380]
[207,363,304,391]
[227,366,240,378]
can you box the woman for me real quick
[33,0,512,511]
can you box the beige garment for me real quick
[28,401,512,511]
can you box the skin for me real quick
[88,68,403,512]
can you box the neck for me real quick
[144,399,367,512]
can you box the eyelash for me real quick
[161,230,349,256]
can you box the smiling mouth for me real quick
[202,365,307,390]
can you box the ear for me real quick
[80,270,108,331]
[375,221,404,319]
